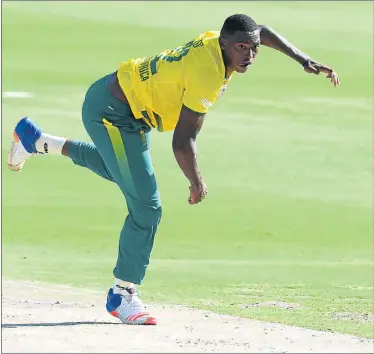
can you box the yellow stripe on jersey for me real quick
[117,31,233,132]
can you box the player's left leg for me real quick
[7,117,115,183]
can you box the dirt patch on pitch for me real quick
[1,279,373,353]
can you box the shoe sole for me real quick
[7,132,24,172]
[108,310,157,325]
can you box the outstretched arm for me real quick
[259,25,340,86]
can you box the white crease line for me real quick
[3,279,103,298]
[3,92,34,98]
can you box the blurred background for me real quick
[2,1,373,337]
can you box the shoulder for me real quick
[186,31,223,74]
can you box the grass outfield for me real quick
[2,1,373,338]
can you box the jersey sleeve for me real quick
[182,65,222,114]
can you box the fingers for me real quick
[188,186,194,204]
[319,66,340,88]
[316,63,340,86]
[305,62,340,87]
[188,184,208,205]
[328,71,340,87]
[188,195,202,205]
[189,192,206,204]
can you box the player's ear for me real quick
[219,36,228,50]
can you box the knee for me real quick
[131,204,162,230]
[150,205,162,225]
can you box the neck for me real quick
[221,49,233,78]
[221,43,233,77]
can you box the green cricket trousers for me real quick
[68,73,162,284]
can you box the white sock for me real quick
[113,278,135,294]
[35,133,66,155]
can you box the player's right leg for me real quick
[80,73,161,326]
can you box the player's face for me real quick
[221,31,260,74]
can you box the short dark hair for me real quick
[221,14,258,37]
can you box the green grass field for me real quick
[2,1,373,338]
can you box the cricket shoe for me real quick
[106,287,157,325]
[8,117,41,171]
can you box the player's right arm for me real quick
[172,105,208,205]
[173,60,222,205]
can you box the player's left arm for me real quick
[258,25,340,86]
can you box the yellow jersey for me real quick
[117,31,232,132]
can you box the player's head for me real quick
[219,14,260,74]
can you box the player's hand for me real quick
[302,59,340,87]
[188,182,208,205]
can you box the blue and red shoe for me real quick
[8,117,42,171]
[106,286,157,325]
